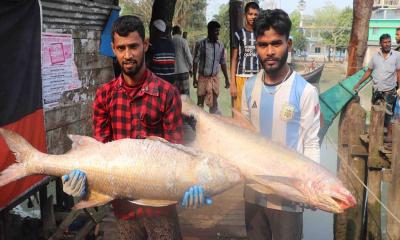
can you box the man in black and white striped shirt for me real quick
[230,2,260,112]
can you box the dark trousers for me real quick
[245,202,303,240]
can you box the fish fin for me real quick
[73,191,113,210]
[231,109,257,132]
[146,136,169,143]
[0,128,41,163]
[68,135,102,150]
[247,175,307,203]
[214,114,257,132]
[0,163,29,187]
[129,199,177,207]
[246,183,275,195]
[147,136,202,157]
[252,175,301,187]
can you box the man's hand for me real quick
[225,79,230,89]
[193,77,198,88]
[62,170,87,198]
[181,185,212,208]
[189,70,193,78]
[397,88,400,97]
[230,81,237,97]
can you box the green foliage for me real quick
[314,4,352,49]
[290,10,307,51]
[213,3,230,48]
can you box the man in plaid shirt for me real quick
[61,16,210,239]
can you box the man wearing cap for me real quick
[193,21,230,114]
[147,19,176,84]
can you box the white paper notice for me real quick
[42,33,81,109]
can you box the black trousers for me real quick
[245,202,303,240]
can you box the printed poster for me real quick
[41,32,81,109]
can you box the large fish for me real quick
[181,96,356,213]
[0,128,241,209]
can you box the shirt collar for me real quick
[378,49,393,56]
[116,70,159,96]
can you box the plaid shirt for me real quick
[93,69,183,219]
[93,69,183,144]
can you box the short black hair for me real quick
[254,9,292,40]
[172,25,182,35]
[245,2,260,13]
[379,33,391,42]
[396,27,400,32]
[207,21,221,31]
[111,15,145,42]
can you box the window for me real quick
[315,47,321,53]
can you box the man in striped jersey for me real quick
[241,9,320,240]
[147,19,176,84]
[230,2,260,112]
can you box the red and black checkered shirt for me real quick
[93,69,183,219]
[93,69,183,144]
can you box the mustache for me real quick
[262,57,280,62]
[122,60,137,65]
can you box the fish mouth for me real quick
[315,191,356,213]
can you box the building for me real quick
[365,0,400,64]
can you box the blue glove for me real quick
[61,170,87,198]
[181,185,212,208]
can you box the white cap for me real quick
[153,19,166,32]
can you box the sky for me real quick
[206,0,353,21]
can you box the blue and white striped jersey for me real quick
[241,69,321,211]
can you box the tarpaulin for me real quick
[0,0,46,209]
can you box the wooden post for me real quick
[229,0,243,109]
[334,98,367,240]
[387,122,400,239]
[368,103,389,168]
[366,103,386,240]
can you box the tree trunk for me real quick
[346,0,373,77]
[150,0,177,38]
[229,0,243,56]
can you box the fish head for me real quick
[308,177,356,213]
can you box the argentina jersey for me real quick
[241,70,320,161]
[234,28,259,76]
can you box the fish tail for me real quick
[0,128,40,163]
[0,128,41,186]
[0,163,28,187]
[180,95,200,119]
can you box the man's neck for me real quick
[123,68,146,86]
[264,64,291,85]
[244,23,253,32]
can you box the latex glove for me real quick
[62,170,87,197]
[181,185,212,208]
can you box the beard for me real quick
[260,50,288,76]
[122,55,144,77]
[381,46,391,53]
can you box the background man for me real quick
[172,25,193,95]
[193,20,230,114]
[354,33,400,144]
[395,27,400,51]
[62,15,208,240]
[230,1,260,112]
[241,9,320,240]
[146,19,176,84]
